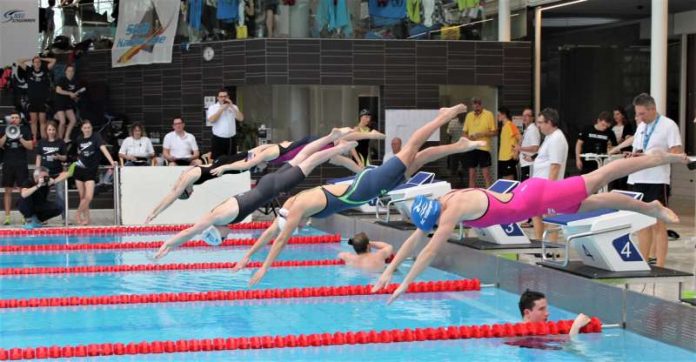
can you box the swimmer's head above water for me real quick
[519,289,549,323]
[348,232,370,254]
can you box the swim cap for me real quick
[201,225,223,246]
[277,208,289,231]
[410,195,441,231]
[178,185,194,200]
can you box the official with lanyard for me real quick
[627,93,682,268]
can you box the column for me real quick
[650,0,668,114]
[498,0,511,41]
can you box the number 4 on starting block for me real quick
[612,235,643,262]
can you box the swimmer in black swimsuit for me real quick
[239,104,484,286]
[145,131,382,224]
[153,128,358,260]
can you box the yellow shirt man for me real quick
[499,120,521,161]
[463,109,496,152]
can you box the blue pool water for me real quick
[1,230,694,361]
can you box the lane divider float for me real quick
[0,279,480,309]
[0,234,341,254]
[0,318,603,360]
[0,222,273,237]
[0,259,347,276]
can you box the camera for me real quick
[42,176,50,185]
[5,125,20,140]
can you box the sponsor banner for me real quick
[111,0,179,68]
[0,2,39,67]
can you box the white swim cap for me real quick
[201,226,223,246]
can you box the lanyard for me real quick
[642,115,661,151]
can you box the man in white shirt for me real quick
[206,88,244,160]
[162,117,202,166]
[531,108,568,240]
[515,107,540,181]
[628,93,682,268]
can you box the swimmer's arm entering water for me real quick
[231,220,280,272]
[386,217,458,304]
[145,168,198,223]
[154,213,217,259]
[371,229,425,293]
[248,210,304,287]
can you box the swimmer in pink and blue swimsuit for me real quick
[378,148,691,303]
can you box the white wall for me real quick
[120,167,251,225]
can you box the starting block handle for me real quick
[541,223,631,267]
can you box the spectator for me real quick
[36,121,67,221]
[446,113,466,185]
[206,88,244,160]
[612,106,634,153]
[53,64,81,142]
[497,106,520,180]
[0,112,34,225]
[19,167,71,229]
[515,107,540,181]
[73,120,116,225]
[41,0,57,51]
[462,97,496,188]
[575,111,617,174]
[353,109,374,167]
[383,137,402,162]
[118,122,155,166]
[531,108,568,240]
[628,93,682,268]
[163,117,202,166]
[18,56,56,141]
[60,0,80,43]
[264,0,278,37]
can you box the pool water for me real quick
[0,228,693,361]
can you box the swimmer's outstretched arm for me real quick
[248,211,303,287]
[145,168,198,223]
[211,146,278,176]
[386,217,458,304]
[372,229,426,293]
[154,214,216,260]
[231,220,280,272]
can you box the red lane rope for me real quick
[0,259,347,276]
[0,279,480,309]
[0,234,341,253]
[0,318,603,360]
[0,221,272,237]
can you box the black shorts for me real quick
[631,183,670,206]
[28,99,47,113]
[264,3,278,13]
[171,158,193,166]
[54,100,76,112]
[73,166,99,182]
[1,165,28,187]
[463,149,492,169]
[498,159,518,178]
[520,165,531,181]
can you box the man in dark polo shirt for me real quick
[575,111,617,174]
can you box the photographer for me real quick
[19,166,71,229]
[206,88,244,160]
[1,112,34,225]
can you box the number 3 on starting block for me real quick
[502,223,524,237]
[612,235,643,262]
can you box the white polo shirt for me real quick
[533,128,568,179]
[163,131,198,159]
[206,102,238,138]
[627,115,681,185]
[520,123,541,167]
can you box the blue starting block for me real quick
[541,190,652,272]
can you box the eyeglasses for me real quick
[173,122,184,125]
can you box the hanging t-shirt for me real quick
[369,0,407,19]
[27,64,51,100]
[577,125,617,155]
[37,139,67,176]
[2,124,32,166]
[217,0,238,21]
[189,0,203,30]
[76,133,105,170]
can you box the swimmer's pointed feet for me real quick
[457,137,486,151]
[646,148,689,164]
[331,127,354,140]
[439,103,468,117]
[649,201,680,224]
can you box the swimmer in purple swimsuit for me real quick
[376,148,691,303]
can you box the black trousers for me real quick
[18,199,62,222]
[211,134,237,160]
